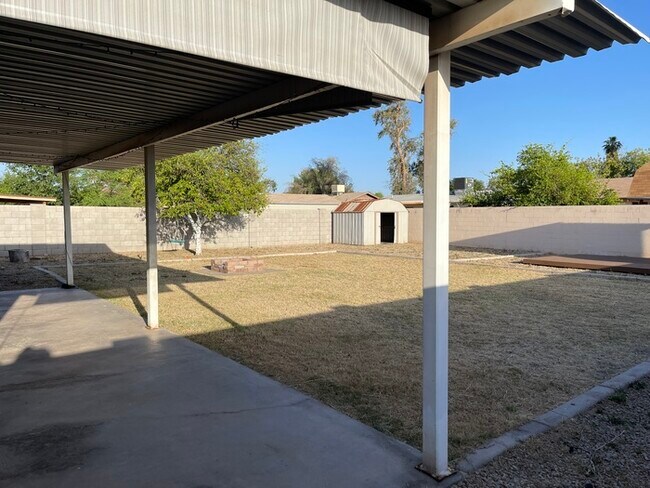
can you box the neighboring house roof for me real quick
[598,177,633,199]
[626,164,650,200]
[333,192,378,202]
[388,193,463,206]
[0,194,56,205]
[389,194,422,205]
[267,194,339,205]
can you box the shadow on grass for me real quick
[1,258,648,465]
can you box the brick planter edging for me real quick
[211,257,265,274]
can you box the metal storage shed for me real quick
[333,199,409,246]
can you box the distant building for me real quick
[0,194,56,205]
[598,164,650,205]
[598,177,634,200]
[333,192,378,202]
[624,164,650,205]
[388,193,463,208]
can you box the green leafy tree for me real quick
[373,102,418,195]
[620,148,650,176]
[264,178,278,193]
[0,164,63,202]
[0,163,143,206]
[153,141,268,255]
[410,120,457,192]
[287,157,353,194]
[587,147,650,178]
[74,168,143,206]
[600,136,626,178]
[463,144,619,207]
[583,140,650,178]
[472,179,486,192]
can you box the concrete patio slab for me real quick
[0,288,436,488]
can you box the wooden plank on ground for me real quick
[522,254,650,275]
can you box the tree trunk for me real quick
[186,214,204,256]
[194,225,203,255]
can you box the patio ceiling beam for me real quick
[240,87,378,121]
[429,0,575,55]
[54,77,335,173]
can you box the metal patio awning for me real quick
[0,0,646,171]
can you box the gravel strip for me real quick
[458,375,650,488]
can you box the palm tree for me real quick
[603,136,623,160]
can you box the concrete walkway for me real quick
[0,288,436,487]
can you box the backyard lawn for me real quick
[2,244,649,462]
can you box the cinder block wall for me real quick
[0,204,335,257]
[408,206,650,258]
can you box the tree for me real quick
[0,163,143,206]
[74,168,143,206]
[603,136,623,159]
[153,141,269,255]
[410,120,457,192]
[620,148,650,176]
[264,178,278,193]
[472,179,486,192]
[287,157,353,194]
[0,164,63,202]
[373,102,417,194]
[463,144,620,207]
[599,136,626,178]
[583,139,650,178]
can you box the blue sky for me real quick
[257,0,650,194]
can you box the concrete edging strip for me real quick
[454,360,650,478]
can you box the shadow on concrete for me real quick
[0,259,648,485]
[0,287,434,487]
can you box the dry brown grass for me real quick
[2,245,648,462]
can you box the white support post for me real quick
[144,145,159,329]
[61,170,74,287]
[421,51,451,479]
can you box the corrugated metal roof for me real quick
[0,0,646,170]
[334,200,376,213]
[389,0,648,87]
[0,16,392,169]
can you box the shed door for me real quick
[380,213,395,243]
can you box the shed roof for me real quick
[334,198,407,213]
